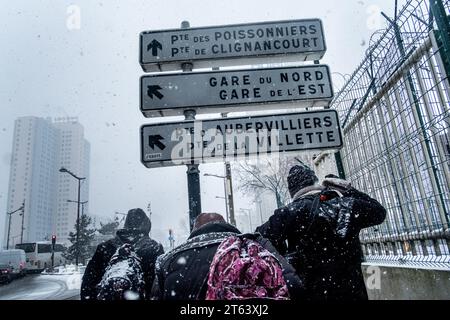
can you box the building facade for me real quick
[3,117,90,248]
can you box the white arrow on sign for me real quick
[140,65,333,117]
[140,109,342,168]
[140,19,326,72]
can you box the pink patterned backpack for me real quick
[205,235,290,300]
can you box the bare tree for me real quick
[235,154,310,208]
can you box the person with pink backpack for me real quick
[151,213,304,300]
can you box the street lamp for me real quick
[254,195,264,225]
[19,201,25,244]
[214,195,229,222]
[6,202,24,249]
[203,173,236,225]
[59,167,85,268]
[240,208,253,233]
[204,173,230,222]
[67,200,88,216]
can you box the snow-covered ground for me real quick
[41,264,86,275]
[0,265,84,300]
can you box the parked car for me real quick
[0,264,13,284]
[0,249,27,277]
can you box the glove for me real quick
[322,176,351,193]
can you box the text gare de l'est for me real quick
[208,71,328,101]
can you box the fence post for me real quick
[430,0,450,86]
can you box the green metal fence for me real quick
[331,0,450,267]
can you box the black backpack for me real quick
[286,187,356,268]
[96,243,145,300]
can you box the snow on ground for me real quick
[0,273,80,300]
[40,264,85,291]
[41,264,86,275]
[40,273,83,291]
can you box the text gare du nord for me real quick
[170,24,321,57]
[174,115,337,153]
[209,70,328,100]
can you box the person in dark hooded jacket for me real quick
[151,213,305,300]
[81,208,164,300]
[256,165,386,301]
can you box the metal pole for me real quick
[20,200,25,244]
[6,213,12,250]
[219,112,236,226]
[187,162,202,231]
[240,209,253,233]
[6,205,23,250]
[430,0,450,86]
[223,179,230,223]
[75,178,81,268]
[182,21,202,231]
[334,151,346,179]
[51,244,55,271]
[219,112,230,223]
[225,163,236,226]
[147,202,152,237]
[258,197,264,224]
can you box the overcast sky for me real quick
[0,0,402,246]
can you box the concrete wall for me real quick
[362,264,450,300]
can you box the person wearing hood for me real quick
[151,212,304,300]
[81,208,164,300]
[256,164,386,301]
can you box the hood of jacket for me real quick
[188,221,241,239]
[123,208,151,235]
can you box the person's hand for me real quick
[322,175,351,192]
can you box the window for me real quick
[16,243,36,253]
[37,244,52,253]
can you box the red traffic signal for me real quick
[51,235,56,245]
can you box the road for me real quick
[0,274,81,300]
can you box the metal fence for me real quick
[331,0,450,268]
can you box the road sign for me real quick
[141,109,342,168]
[140,65,333,117]
[140,19,326,72]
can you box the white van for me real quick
[0,249,27,276]
[15,242,67,272]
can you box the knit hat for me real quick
[192,213,225,232]
[287,164,319,198]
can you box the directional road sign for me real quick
[140,65,333,117]
[140,109,342,168]
[140,19,326,72]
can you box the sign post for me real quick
[225,163,236,227]
[179,21,202,231]
[51,235,56,272]
[140,19,326,72]
[138,18,341,232]
[141,109,342,168]
[140,65,333,117]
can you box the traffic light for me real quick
[51,235,56,246]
